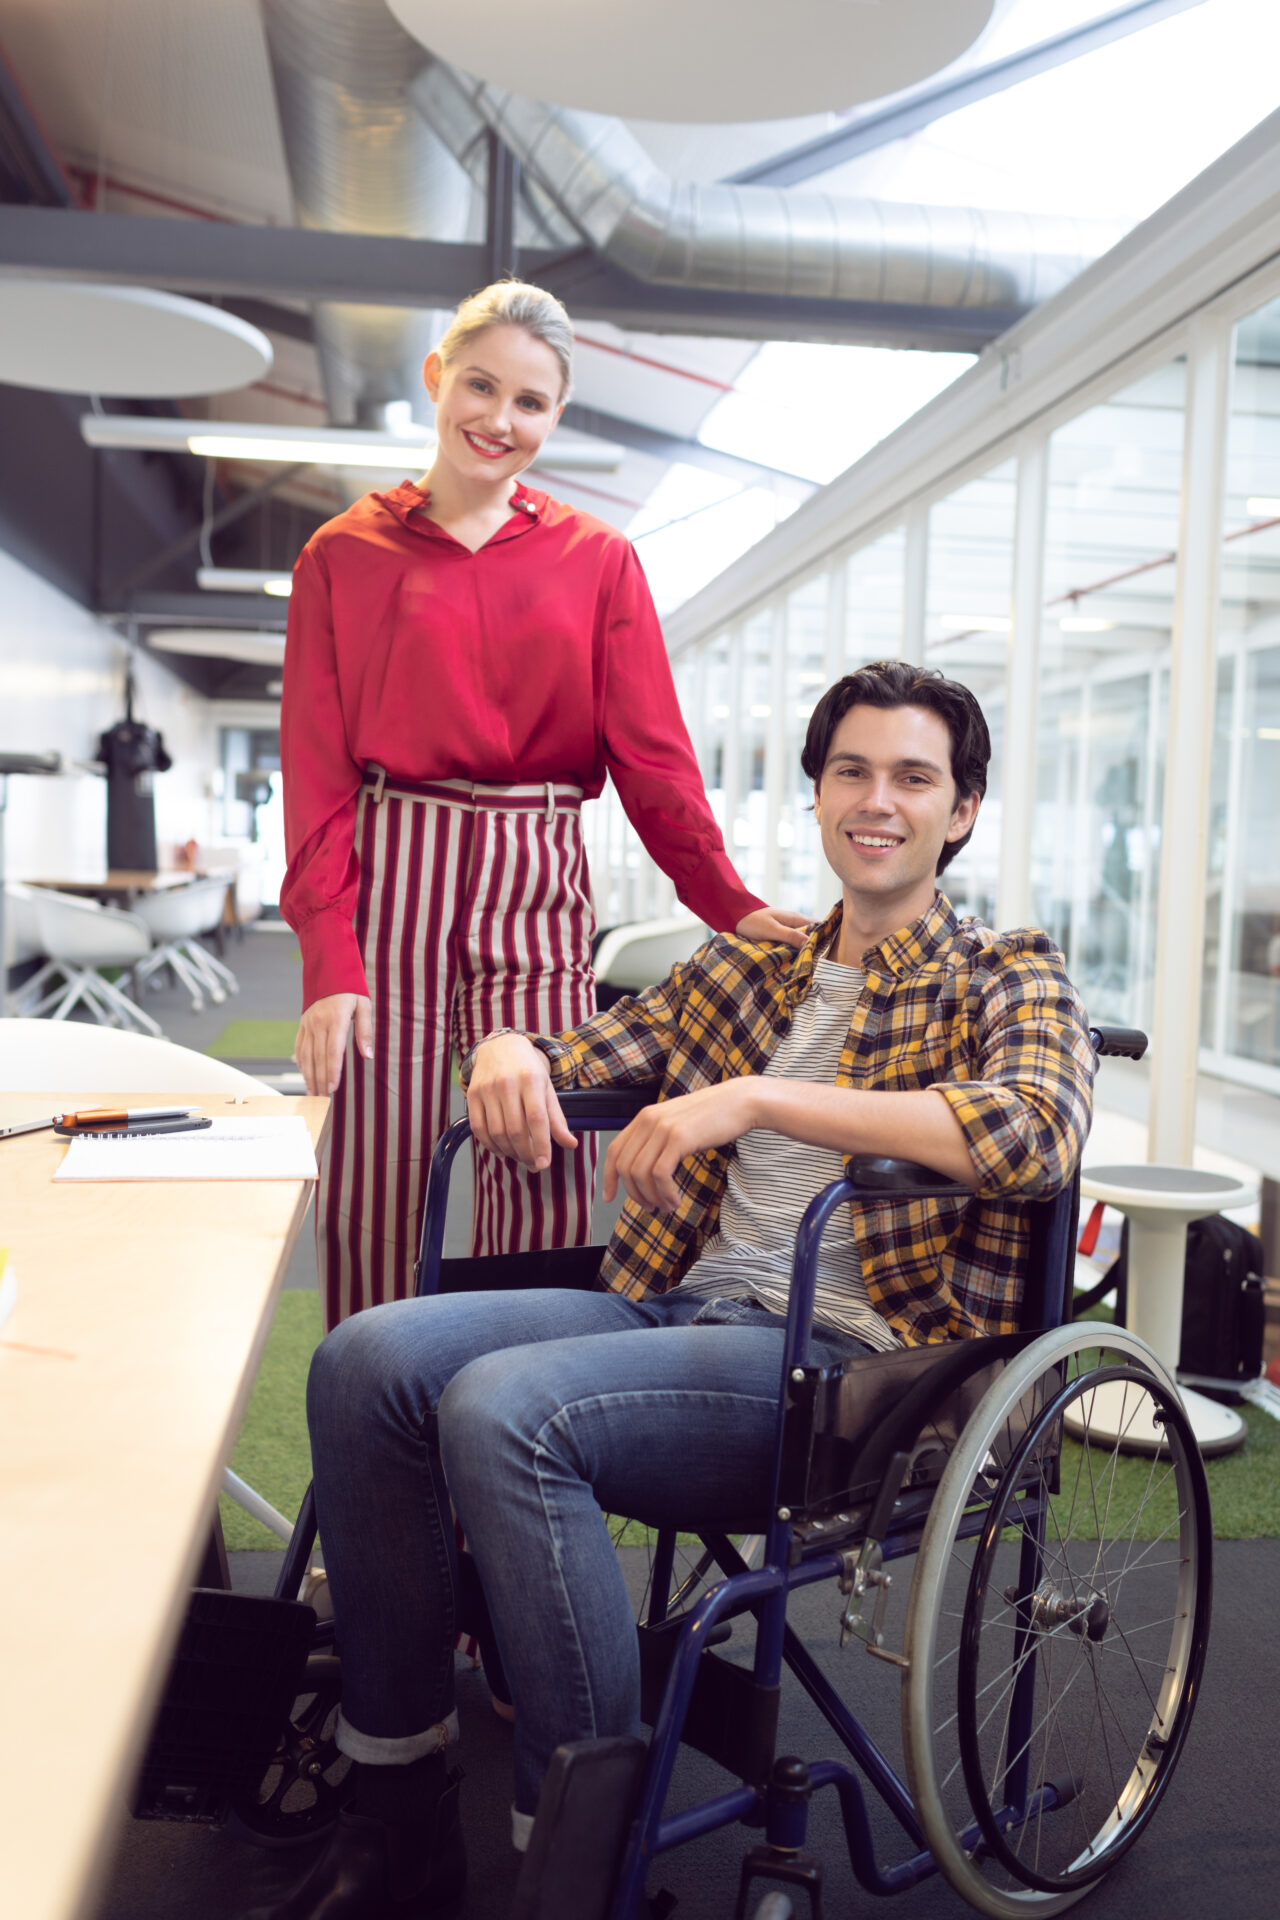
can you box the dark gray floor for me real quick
[93,1540,1278,1920]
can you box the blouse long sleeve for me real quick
[279,545,370,1007]
[600,545,764,933]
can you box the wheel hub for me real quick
[1005,1577,1110,1642]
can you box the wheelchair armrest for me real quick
[1089,1024,1148,1060]
[557,1089,656,1126]
[845,1153,971,1200]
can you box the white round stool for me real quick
[1075,1164,1258,1456]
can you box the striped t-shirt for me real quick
[673,953,899,1353]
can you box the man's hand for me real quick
[736,905,813,951]
[605,1077,761,1212]
[295,993,372,1096]
[466,1033,578,1172]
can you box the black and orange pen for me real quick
[0,1106,202,1141]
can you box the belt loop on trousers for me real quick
[367,764,387,804]
[545,781,555,823]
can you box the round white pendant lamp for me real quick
[386,0,995,123]
[0,283,272,397]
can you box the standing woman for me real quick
[282,282,806,1329]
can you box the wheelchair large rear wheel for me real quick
[901,1326,1211,1918]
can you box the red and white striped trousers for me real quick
[318,774,597,1329]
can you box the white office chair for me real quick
[0,1020,294,1541]
[26,888,162,1037]
[3,881,64,1015]
[592,915,710,993]
[0,1017,282,1097]
[132,876,240,1014]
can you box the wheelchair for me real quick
[141,1022,1212,1920]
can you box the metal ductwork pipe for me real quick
[411,61,1115,310]
[260,0,479,431]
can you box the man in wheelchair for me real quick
[256,661,1094,1919]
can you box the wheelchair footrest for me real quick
[510,1735,646,1920]
[638,1620,780,1784]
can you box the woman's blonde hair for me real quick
[435,281,574,402]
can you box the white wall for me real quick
[0,550,219,879]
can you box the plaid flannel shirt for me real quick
[471,895,1095,1346]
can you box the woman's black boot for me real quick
[245,1753,465,1919]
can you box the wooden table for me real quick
[27,871,199,897]
[0,1090,329,1920]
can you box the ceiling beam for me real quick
[117,590,287,627]
[725,0,1209,188]
[0,207,1024,348]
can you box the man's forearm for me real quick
[744,1078,978,1185]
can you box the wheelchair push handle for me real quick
[1089,1024,1148,1060]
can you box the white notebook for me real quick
[53,1116,319,1183]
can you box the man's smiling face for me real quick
[813,702,979,930]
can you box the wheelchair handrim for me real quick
[956,1362,1211,1892]
[901,1324,1192,1919]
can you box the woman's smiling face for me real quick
[424,324,564,486]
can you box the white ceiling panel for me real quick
[0,0,293,223]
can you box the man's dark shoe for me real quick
[245,1768,465,1919]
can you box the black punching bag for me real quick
[96,668,172,872]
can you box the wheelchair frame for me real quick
[265,1025,1210,1920]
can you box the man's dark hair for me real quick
[800,661,991,876]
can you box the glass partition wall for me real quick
[594,258,1280,1103]
[1034,362,1186,1030]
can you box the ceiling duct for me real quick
[259,0,479,431]
[410,62,1114,310]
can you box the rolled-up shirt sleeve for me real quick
[931,950,1095,1199]
[600,547,764,933]
[279,544,368,1008]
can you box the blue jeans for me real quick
[307,1286,869,1812]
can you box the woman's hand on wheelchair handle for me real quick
[604,1078,761,1212]
[466,1033,579,1171]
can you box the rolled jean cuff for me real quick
[511,1806,535,1853]
[335,1706,460,1766]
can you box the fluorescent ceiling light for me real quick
[147,630,286,666]
[197,568,293,596]
[1059,616,1115,633]
[80,413,623,471]
[938,614,1010,633]
[187,433,433,468]
[1246,497,1280,516]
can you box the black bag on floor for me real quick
[1075,1213,1265,1391]
[1178,1214,1266,1388]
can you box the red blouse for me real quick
[280,479,763,1006]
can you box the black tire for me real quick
[902,1327,1211,1917]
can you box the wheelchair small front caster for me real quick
[734,1757,824,1919]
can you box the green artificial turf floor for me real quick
[220,1296,1280,1552]
[208,1018,302,1061]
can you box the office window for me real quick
[1033,362,1186,1025]
[775,576,827,911]
[925,460,1016,922]
[732,607,774,899]
[1206,296,1280,1080]
[846,527,906,666]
